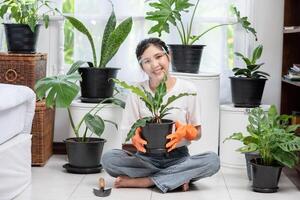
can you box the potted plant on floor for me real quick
[230,44,270,107]
[225,105,300,192]
[35,62,125,173]
[63,3,132,103]
[146,0,257,73]
[113,75,196,153]
[0,0,59,53]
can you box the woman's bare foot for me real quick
[114,176,154,188]
[182,182,189,192]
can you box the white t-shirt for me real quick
[120,78,202,147]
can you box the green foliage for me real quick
[0,0,60,32]
[232,45,270,79]
[64,5,132,68]
[146,0,257,45]
[224,105,300,168]
[35,62,125,142]
[113,74,196,141]
[63,0,74,64]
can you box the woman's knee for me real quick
[205,151,220,175]
[101,149,123,169]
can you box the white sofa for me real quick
[0,83,35,200]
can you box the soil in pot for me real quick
[141,119,174,154]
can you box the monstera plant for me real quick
[64,3,133,103]
[35,62,125,172]
[113,75,196,153]
[146,0,257,73]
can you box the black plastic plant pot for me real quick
[141,119,174,154]
[78,67,120,103]
[244,152,260,180]
[3,23,41,53]
[250,158,282,193]
[230,77,267,108]
[169,44,205,74]
[64,137,106,168]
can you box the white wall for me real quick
[252,0,284,109]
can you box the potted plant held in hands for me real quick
[230,44,270,107]
[113,75,196,153]
[0,0,59,53]
[225,105,300,192]
[146,0,257,73]
[35,63,125,173]
[64,4,132,103]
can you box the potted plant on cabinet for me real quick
[230,44,270,107]
[113,75,196,153]
[225,105,300,192]
[146,0,257,73]
[63,4,132,103]
[0,0,59,53]
[35,62,125,173]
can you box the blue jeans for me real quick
[102,146,220,193]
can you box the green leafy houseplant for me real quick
[113,75,196,142]
[224,105,300,168]
[146,0,257,45]
[0,0,59,32]
[232,45,270,78]
[64,7,133,68]
[35,62,125,142]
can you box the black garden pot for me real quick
[250,158,282,193]
[169,44,205,74]
[78,67,120,103]
[244,152,260,180]
[141,119,174,154]
[230,77,267,108]
[64,137,106,168]
[4,23,40,53]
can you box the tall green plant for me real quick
[0,0,59,32]
[232,45,270,78]
[35,61,125,142]
[64,5,132,68]
[113,75,196,141]
[224,105,300,168]
[146,0,257,45]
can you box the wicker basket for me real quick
[0,53,47,90]
[31,100,55,166]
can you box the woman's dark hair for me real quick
[135,37,169,61]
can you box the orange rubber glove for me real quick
[166,121,198,152]
[131,127,147,153]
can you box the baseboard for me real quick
[53,142,66,154]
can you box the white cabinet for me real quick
[172,72,220,154]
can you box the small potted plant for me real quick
[225,105,300,192]
[0,0,59,53]
[35,62,125,173]
[113,75,196,153]
[64,3,132,103]
[230,44,270,107]
[146,0,257,73]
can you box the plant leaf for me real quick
[67,60,87,75]
[126,117,152,142]
[99,17,132,68]
[84,114,105,137]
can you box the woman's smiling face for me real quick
[139,44,170,81]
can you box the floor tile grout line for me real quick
[66,174,86,200]
[221,168,233,200]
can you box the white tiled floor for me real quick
[14,155,299,200]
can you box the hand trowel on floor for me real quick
[93,178,112,197]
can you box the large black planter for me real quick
[230,77,267,108]
[250,158,282,193]
[64,137,106,168]
[141,119,174,154]
[78,67,120,103]
[169,44,205,74]
[3,23,40,53]
[244,152,260,180]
